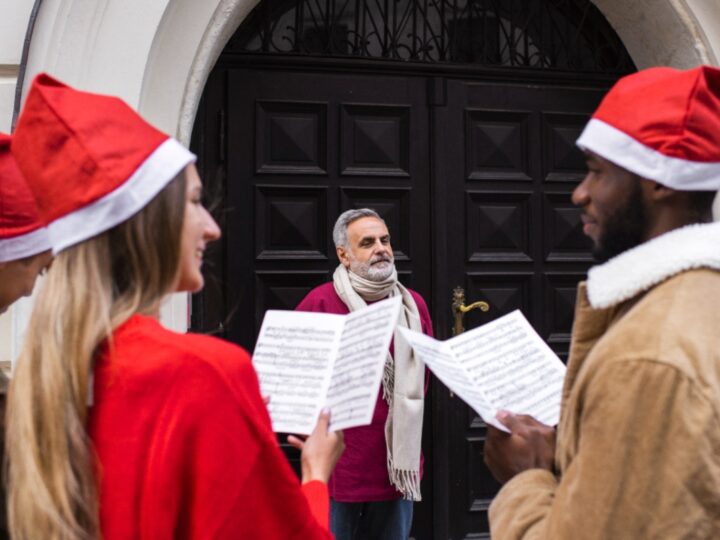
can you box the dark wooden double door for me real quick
[192,65,603,538]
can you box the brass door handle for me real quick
[448,286,489,399]
[458,300,490,314]
[451,286,489,337]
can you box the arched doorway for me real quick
[191,1,633,537]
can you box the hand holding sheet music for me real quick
[252,296,402,434]
[399,310,565,431]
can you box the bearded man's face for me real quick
[338,216,395,281]
[573,152,648,263]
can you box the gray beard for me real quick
[349,258,396,282]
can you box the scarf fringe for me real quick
[386,458,422,501]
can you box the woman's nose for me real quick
[204,209,221,241]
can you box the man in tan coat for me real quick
[484,66,720,539]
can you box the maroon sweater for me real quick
[296,282,433,502]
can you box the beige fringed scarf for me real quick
[333,264,425,501]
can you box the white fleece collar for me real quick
[587,221,720,309]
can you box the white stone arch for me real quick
[11,0,720,345]
[20,0,720,137]
[593,0,718,67]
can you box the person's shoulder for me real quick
[138,317,248,358]
[614,268,720,342]
[171,331,256,386]
[113,315,254,385]
[303,281,336,299]
[296,281,347,313]
[592,269,720,385]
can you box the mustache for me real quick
[370,255,393,264]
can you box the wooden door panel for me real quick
[542,111,595,182]
[543,271,587,359]
[225,70,431,348]
[207,68,434,539]
[435,80,605,538]
[340,104,411,176]
[255,101,328,175]
[465,109,533,181]
[254,270,330,318]
[466,272,534,320]
[466,190,534,262]
[255,185,329,259]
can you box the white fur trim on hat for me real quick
[0,227,51,263]
[577,119,720,191]
[586,221,720,309]
[48,138,195,254]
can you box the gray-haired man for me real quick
[296,208,433,540]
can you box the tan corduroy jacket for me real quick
[489,223,720,539]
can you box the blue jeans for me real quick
[330,498,413,540]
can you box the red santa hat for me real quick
[11,73,195,254]
[577,65,720,190]
[0,133,51,263]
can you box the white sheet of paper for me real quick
[253,296,402,434]
[253,310,342,434]
[397,328,501,427]
[326,296,402,431]
[400,310,566,431]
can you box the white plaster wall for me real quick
[0,0,40,363]
[0,67,18,133]
[20,0,171,106]
[0,0,34,132]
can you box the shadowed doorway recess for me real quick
[191,1,633,537]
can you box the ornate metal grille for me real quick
[227,0,634,73]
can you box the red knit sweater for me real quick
[87,314,332,539]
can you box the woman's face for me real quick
[0,250,53,313]
[174,165,221,293]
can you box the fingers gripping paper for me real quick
[252,296,402,435]
[399,310,565,431]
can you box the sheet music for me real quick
[397,328,499,426]
[253,296,402,435]
[402,310,566,431]
[327,297,402,431]
[253,311,342,434]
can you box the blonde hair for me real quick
[6,171,187,540]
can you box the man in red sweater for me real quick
[297,208,433,540]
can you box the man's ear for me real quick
[336,246,351,268]
[641,178,676,202]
